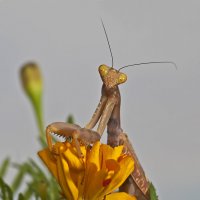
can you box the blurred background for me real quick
[0,0,200,199]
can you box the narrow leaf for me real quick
[0,158,10,178]
[4,184,13,200]
[28,159,47,180]
[0,178,13,200]
[23,182,35,199]
[66,115,74,124]
[149,183,159,200]
[18,193,25,200]
[0,178,6,199]
[11,164,27,192]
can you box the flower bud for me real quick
[20,62,45,145]
[20,62,43,101]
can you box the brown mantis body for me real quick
[85,64,150,200]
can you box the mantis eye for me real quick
[99,65,109,77]
[118,73,127,84]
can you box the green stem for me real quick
[31,94,46,148]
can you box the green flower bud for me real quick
[20,62,45,146]
[20,62,43,101]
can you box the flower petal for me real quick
[38,143,79,200]
[87,142,101,170]
[105,192,137,200]
[63,146,86,191]
[84,165,108,200]
[38,148,58,181]
[39,141,135,200]
[105,159,120,172]
[100,144,123,170]
[102,156,134,195]
[56,154,78,200]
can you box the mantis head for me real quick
[99,64,127,88]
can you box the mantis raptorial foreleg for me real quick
[85,96,107,129]
[46,122,100,157]
[97,97,116,136]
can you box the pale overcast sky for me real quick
[0,0,200,199]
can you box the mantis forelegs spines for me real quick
[46,122,81,152]
[46,122,100,157]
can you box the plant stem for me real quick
[31,93,46,147]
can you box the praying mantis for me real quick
[46,21,176,200]
[46,63,149,199]
[85,64,150,200]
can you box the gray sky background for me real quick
[0,0,200,199]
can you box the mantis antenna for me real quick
[118,61,177,71]
[100,20,177,72]
[101,19,114,68]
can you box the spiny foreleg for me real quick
[46,122,100,157]
[85,95,107,129]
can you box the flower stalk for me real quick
[20,62,46,147]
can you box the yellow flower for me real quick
[38,141,136,200]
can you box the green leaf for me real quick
[0,178,6,199]
[18,193,25,200]
[0,178,13,200]
[48,177,60,200]
[66,115,75,124]
[11,164,28,192]
[28,159,47,180]
[4,184,13,200]
[39,136,47,148]
[149,183,159,200]
[0,158,10,178]
[23,182,35,199]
